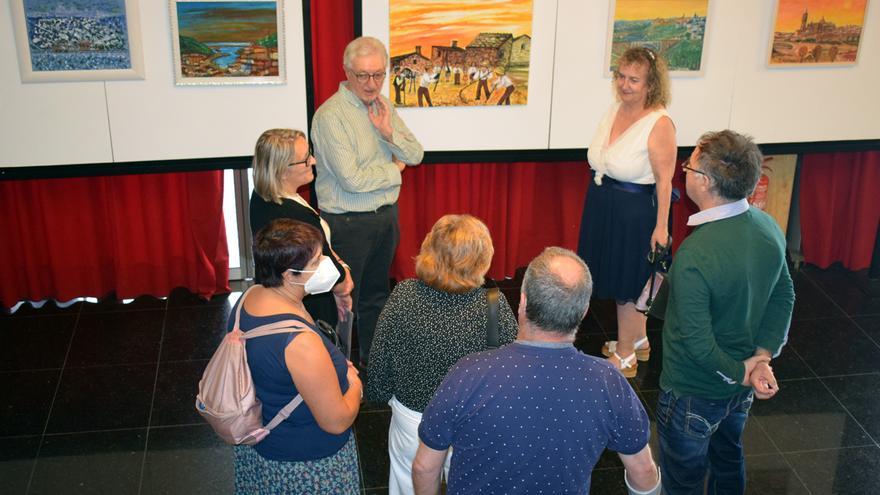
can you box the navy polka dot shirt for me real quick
[419,342,650,494]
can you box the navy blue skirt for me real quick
[577,177,656,302]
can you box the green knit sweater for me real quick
[660,207,795,399]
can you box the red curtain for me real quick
[799,151,880,270]
[310,0,353,110]
[391,159,700,280]
[393,161,589,280]
[0,171,230,309]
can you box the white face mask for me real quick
[288,256,339,295]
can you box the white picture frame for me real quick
[604,0,711,76]
[169,0,286,86]
[10,0,145,83]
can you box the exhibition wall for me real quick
[1,0,877,171]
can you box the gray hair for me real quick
[343,36,388,70]
[696,130,763,201]
[522,247,592,335]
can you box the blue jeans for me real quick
[656,389,754,495]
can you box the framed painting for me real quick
[605,0,710,75]
[10,0,145,83]
[170,0,286,85]
[768,0,868,66]
[388,0,533,108]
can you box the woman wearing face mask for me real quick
[232,218,363,494]
[250,128,353,328]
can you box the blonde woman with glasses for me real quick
[250,128,353,328]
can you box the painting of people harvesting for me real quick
[389,0,533,107]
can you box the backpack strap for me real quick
[230,291,323,434]
[486,287,500,349]
[265,395,305,431]
[239,319,312,339]
[233,286,315,339]
[232,285,257,333]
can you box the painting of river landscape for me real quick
[11,0,144,82]
[606,0,710,74]
[170,0,285,85]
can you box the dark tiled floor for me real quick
[1,264,879,494]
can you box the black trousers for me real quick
[322,204,399,365]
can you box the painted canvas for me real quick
[11,0,144,82]
[170,0,285,85]
[606,0,710,74]
[769,0,867,66]
[388,0,533,108]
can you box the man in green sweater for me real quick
[657,130,794,495]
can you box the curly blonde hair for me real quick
[415,214,494,293]
[614,47,671,108]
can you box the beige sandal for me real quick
[610,352,638,378]
[602,337,651,362]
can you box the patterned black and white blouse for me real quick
[366,278,518,412]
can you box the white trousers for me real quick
[388,396,450,495]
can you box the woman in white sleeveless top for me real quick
[576,47,677,377]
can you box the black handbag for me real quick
[647,276,670,320]
[637,239,672,319]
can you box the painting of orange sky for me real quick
[389,0,532,57]
[775,0,867,32]
[614,0,707,20]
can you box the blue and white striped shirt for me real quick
[311,83,424,213]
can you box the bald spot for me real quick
[548,255,585,289]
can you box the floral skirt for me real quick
[234,434,360,494]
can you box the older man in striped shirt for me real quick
[311,36,424,368]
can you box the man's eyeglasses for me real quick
[352,71,386,83]
[682,164,708,177]
[289,151,313,167]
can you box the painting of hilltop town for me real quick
[606,0,710,74]
[769,0,867,66]
[10,0,145,82]
[170,1,285,85]
[388,0,533,108]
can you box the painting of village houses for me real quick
[607,0,709,73]
[388,0,532,108]
[769,0,867,66]
[12,0,144,82]
[171,1,284,85]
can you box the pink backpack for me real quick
[195,287,313,445]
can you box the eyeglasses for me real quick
[351,71,386,83]
[682,164,708,177]
[289,150,313,167]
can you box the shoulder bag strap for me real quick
[486,287,500,349]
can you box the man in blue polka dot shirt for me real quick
[413,247,661,495]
